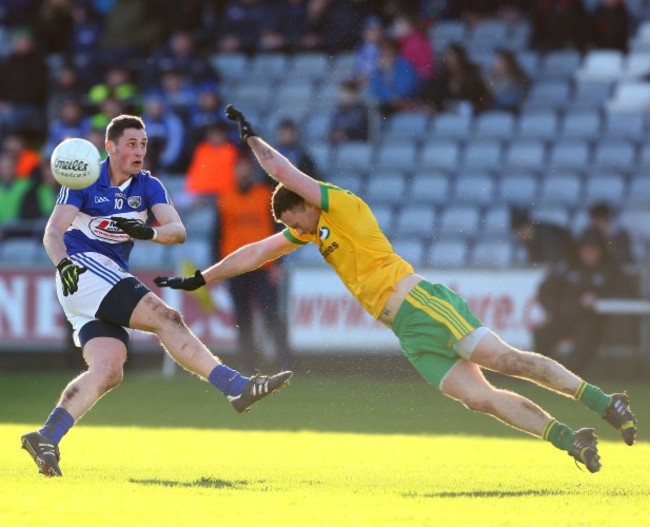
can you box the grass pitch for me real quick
[1,371,648,527]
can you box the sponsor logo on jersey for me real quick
[320,241,339,258]
[94,196,110,203]
[127,196,142,208]
[319,226,330,240]
[88,217,131,243]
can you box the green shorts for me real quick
[392,280,484,389]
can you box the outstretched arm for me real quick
[155,232,299,290]
[225,105,322,207]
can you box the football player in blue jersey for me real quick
[21,115,292,477]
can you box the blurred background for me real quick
[0,0,649,380]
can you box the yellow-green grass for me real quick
[1,425,649,527]
[1,372,648,526]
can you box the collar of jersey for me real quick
[97,157,141,188]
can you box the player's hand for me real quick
[57,257,87,296]
[154,270,206,291]
[225,104,257,142]
[111,216,155,240]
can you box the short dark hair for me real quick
[105,114,145,143]
[272,184,305,222]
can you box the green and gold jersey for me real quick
[283,182,414,319]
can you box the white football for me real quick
[50,138,102,189]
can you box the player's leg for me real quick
[21,330,127,477]
[440,359,601,473]
[128,290,292,412]
[466,329,637,445]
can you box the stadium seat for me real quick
[393,205,436,238]
[383,112,429,142]
[375,143,418,171]
[473,111,516,140]
[429,20,466,50]
[391,238,426,267]
[482,206,511,236]
[130,243,167,270]
[439,204,480,238]
[418,139,460,170]
[275,80,315,111]
[308,142,332,172]
[470,239,514,268]
[627,176,650,204]
[517,111,559,140]
[286,53,329,82]
[333,142,373,170]
[430,113,472,140]
[304,111,333,142]
[330,54,355,81]
[452,172,495,206]
[602,113,646,141]
[559,110,602,140]
[638,143,650,167]
[572,81,613,109]
[371,204,394,233]
[575,50,624,82]
[497,173,538,205]
[427,239,468,267]
[468,19,508,47]
[531,205,571,227]
[503,139,546,169]
[507,21,532,51]
[524,79,572,110]
[210,53,248,80]
[584,174,626,204]
[226,84,273,113]
[591,139,636,170]
[313,83,342,109]
[365,172,408,204]
[515,50,541,79]
[407,172,451,205]
[460,139,502,170]
[622,52,650,80]
[548,140,590,170]
[539,173,583,206]
[540,49,582,79]
[606,82,650,113]
[620,206,650,242]
[248,53,288,80]
[327,171,365,195]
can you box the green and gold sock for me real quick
[575,381,612,416]
[543,419,575,452]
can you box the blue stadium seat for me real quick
[370,204,394,233]
[516,50,541,78]
[210,53,248,80]
[497,173,538,205]
[532,205,571,227]
[627,177,650,203]
[473,111,516,140]
[584,174,626,204]
[327,171,365,195]
[575,50,624,82]
[248,53,288,80]
[548,140,590,170]
[482,206,511,236]
[591,139,636,170]
[452,172,495,206]
[602,113,646,141]
[391,238,426,267]
[308,142,332,172]
[470,239,514,268]
[130,243,167,270]
[330,54,355,81]
[504,139,546,169]
[560,110,602,140]
[394,205,436,238]
[407,172,451,205]
[573,81,613,108]
[227,84,273,112]
[334,142,373,170]
[383,112,429,142]
[304,111,333,142]
[517,111,559,140]
[429,21,466,50]
[540,49,582,79]
[375,143,418,171]
[430,113,472,140]
[539,173,583,206]
[287,53,329,82]
[365,172,408,204]
[461,139,502,169]
[418,139,460,170]
[439,204,481,238]
[524,79,572,110]
[427,239,468,267]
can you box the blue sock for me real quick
[39,407,75,445]
[208,365,249,397]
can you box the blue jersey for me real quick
[56,158,172,270]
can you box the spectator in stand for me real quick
[0,27,47,138]
[48,62,85,116]
[392,13,435,83]
[369,37,420,117]
[69,2,104,81]
[354,15,384,86]
[301,0,364,53]
[185,122,238,199]
[143,30,216,90]
[275,118,319,178]
[141,95,186,174]
[22,157,59,225]
[2,132,40,179]
[216,0,270,54]
[0,151,55,240]
[215,154,294,371]
[485,48,530,113]
[83,127,107,158]
[87,65,138,110]
[587,0,630,53]
[532,0,588,51]
[85,96,127,131]
[158,68,197,123]
[585,201,634,265]
[421,42,491,115]
[534,229,632,374]
[45,99,89,157]
[188,81,226,149]
[328,79,370,144]
[510,207,574,265]
[36,0,75,56]
[275,0,312,53]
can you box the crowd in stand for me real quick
[0,0,640,244]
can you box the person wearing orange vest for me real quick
[216,154,293,371]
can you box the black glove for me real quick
[111,216,155,240]
[225,104,257,142]
[57,257,87,297]
[154,270,206,291]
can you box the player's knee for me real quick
[154,303,186,330]
[96,366,123,392]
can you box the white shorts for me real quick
[56,252,148,347]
